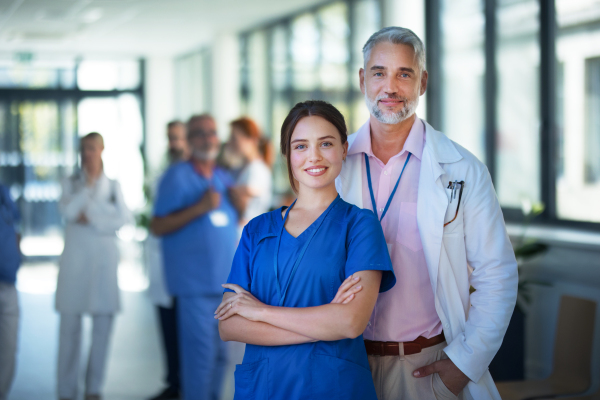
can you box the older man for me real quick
[335,27,518,400]
[151,114,237,400]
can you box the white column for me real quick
[211,33,241,141]
[383,0,425,40]
[144,57,175,174]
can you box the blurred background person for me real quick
[0,183,21,400]
[55,132,133,400]
[150,114,238,400]
[146,120,190,400]
[228,117,273,228]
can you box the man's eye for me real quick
[374,72,383,77]
[401,73,409,78]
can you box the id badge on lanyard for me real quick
[202,169,230,228]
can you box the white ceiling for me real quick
[0,0,327,57]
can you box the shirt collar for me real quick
[348,116,425,161]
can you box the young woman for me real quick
[56,132,132,400]
[216,101,395,400]
[228,117,273,226]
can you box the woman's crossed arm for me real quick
[217,271,381,344]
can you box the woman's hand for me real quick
[330,274,362,304]
[215,284,269,322]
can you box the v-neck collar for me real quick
[279,195,340,241]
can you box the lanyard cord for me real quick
[365,152,412,222]
[273,195,340,307]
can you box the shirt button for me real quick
[367,321,372,326]
[444,324,449,328]
[379,208,384,212]
[384,170,389,175]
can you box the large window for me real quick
[0,56,145,256]
[555,1,600,223]
[240,0,383,194]
[439,0,600,228]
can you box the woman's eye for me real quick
[321,142,332,147]
[294,144,306,150]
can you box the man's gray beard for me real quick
[365,93,419,125]
[168,149,185,164]
[192,148,219,161]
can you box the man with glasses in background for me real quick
[151,114,237,400]
[335,27,518,400]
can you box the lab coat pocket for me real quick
[233,358,269,400]
[310,354,377,400]
[396,202,423,252]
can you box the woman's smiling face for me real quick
[289,115,348,193]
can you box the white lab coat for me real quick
[336,120,518,400]
[55,172,132,314]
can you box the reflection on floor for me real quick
[11,262,241,400]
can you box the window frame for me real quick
[428,0,600,231]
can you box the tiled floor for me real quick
[9,262,241,400]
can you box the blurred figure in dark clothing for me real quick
[147,120,190,400]
[150,114,237,400]
[0,184,20,400]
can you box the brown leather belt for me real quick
[365,333,446,356]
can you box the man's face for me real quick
[167,124,188,162]
[187,118,219,161]
[360,42,428,125]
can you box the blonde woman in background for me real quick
[228,117,273,228]
[55,132,132,400]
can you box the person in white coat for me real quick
[56,132,132,400]
[335,27,518,400]
[228,117,273,229]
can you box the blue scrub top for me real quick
[154,162,238,297]
[226,197,395,400]
[0,185,20,284]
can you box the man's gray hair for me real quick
[362,27,426,72]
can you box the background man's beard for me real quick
[168,148,184,163]
[192,148,219,161]
[365,93,419,125]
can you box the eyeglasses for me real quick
[444,180,465,227]
[188,129,217,138]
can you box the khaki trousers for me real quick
[368,341,463,400]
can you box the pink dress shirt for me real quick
[351,117,443,342]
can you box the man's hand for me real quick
[413,358,469,396]
[198,187,221,212]
[330,275,363,304]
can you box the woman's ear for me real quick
[343,141,349,161]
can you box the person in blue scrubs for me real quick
[216,101,396,400]
[151,114,238,400]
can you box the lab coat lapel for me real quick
[417,145,446,294]
[417,121,461,294]
[337,133,363,208]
